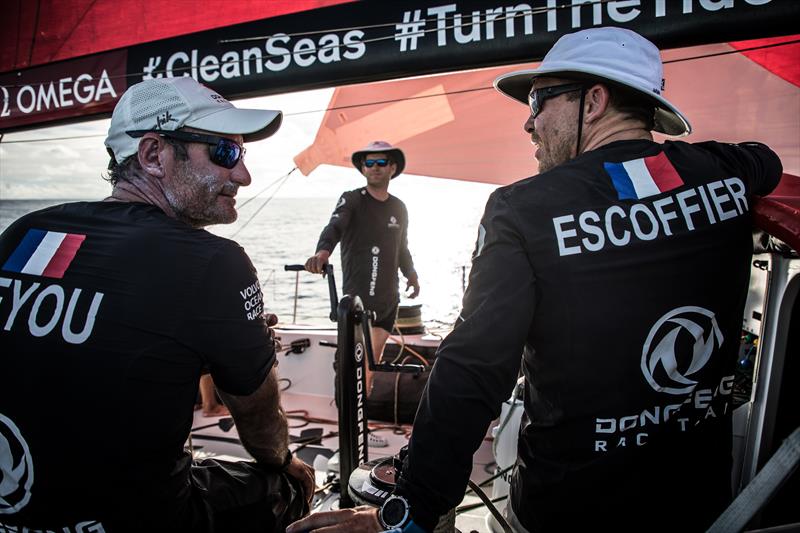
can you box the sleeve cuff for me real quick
[392,488,439,532]
[401,520,429,533]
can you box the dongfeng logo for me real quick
[640,306,723,395]
[354,342,364,363]
[0,413,34,514]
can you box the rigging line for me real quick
[147,0,592,80]
[22,28,774,129]
[221,0,612,43]
[4,24,798,91]
[1,0,615,89]
[3,37,799,144]
[466,479,513,532]
[1,87,494,144]
[14,0,23,69]
[456,495,508,515]
[48,0,99,62]
[285,86,492,117]
[28,0,42,67]
[1,134,106,144]
[121,22,497,82]
[663,38,800,64]
[236,168,296,209]
[229,167,296,239]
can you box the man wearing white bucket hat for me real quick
[288,27,782,533]
[305,141,419,403]
[0,77,314,531]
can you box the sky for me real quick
[0,85,500,329]
[0,86,498,203]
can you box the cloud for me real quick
[1,85,450,201]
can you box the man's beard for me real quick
[534,130,575,173]
[168,163,238,227]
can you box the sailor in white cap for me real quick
[0,76,314,531]
[288,27,782,533]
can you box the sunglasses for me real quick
[127,130,246,169]
[528,83,584,119]
[364,158,390,168]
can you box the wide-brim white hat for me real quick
[494,27,691,136]
[351,140,406,178]
[105,77,282,163]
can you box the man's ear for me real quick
[137,134,166,178]
[583,84,610,124]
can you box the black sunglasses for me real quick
[127,130,246,169]
[527,83,584,119]
[364,158,390,168]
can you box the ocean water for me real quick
[0,194,489,328]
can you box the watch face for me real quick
[381,496,409,528]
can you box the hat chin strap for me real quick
[575,88,586,160]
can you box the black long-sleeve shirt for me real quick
[316,187,415,314]
[395,140,782,532]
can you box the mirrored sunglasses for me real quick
[364,158,389,168]
[527,83,584,119]
[127,129,245,169]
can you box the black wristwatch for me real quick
[379,495,426,532]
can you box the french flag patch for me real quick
[2,229,86,279]
[604,152,684,201]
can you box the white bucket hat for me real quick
[105,77,282,164]
[351,140,406,178]
[494,27,691,136]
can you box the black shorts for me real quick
[10,455,308,532]
[104,455,309,532]
[96,453,309,533]
[372,303,398,333]
[187,457,308,532]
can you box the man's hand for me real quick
[265,312,282,352]
[405,273,420,299]
[284,455,316,505]
[305,250,331,274]
[286,506,382,533]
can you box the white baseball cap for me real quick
[105,77,283,164]
[494,27,690,136]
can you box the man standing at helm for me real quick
[305,141,419,398]
[288,27,782,533]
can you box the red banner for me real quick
[0,50,127,131]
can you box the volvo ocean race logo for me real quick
[0,413,33,514]
[641,306,723,395]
